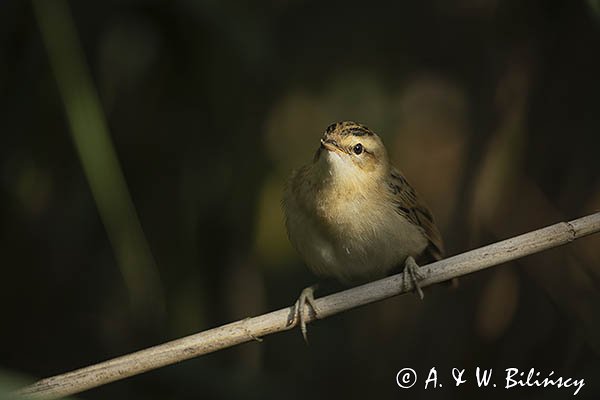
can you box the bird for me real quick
[283,121,444,341]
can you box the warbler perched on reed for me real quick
[283,121,444,341]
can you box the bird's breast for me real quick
[286,185,427,284]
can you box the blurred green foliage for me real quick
[33,0,165,319]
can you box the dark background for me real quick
[1,0,600,399]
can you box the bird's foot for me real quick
[402,256,425,299]
[291,284,319,343]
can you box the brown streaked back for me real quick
[387,167,445,263]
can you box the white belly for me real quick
[285,201,427,285]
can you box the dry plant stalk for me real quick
[16,212,600,399]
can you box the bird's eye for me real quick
[353,143,363,155]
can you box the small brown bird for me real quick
[283,121,444,340]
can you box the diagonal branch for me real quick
[17,212,600,399]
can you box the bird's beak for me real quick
[320,138,341,153]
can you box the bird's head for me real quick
[314,121,390,185]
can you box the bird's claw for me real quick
[292,285,319,343]
[402,256,425,299]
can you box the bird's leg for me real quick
[402,256,425,299]
[291,284,320,343]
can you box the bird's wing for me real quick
[388,167,445,262]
